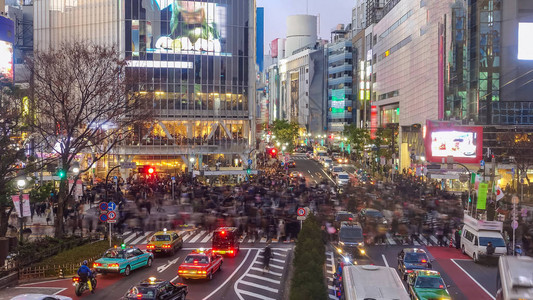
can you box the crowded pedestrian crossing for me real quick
[121,229,294,246]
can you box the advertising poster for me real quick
[0,16,14,84]
[477,183,488,210]
[12,194,31,217]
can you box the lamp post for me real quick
[189,157,195,178]
[16,178,26,245]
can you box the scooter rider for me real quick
[77,260,94,293]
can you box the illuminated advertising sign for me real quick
[424,120,483,164]
[518,23,533,60]
[331,89,345,113]
[127,0,228,60]
[370,105,377,139]
[0,16,14,84]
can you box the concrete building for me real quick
[33,0,256,175]
[285,15,317,57]
[326,34,354,133]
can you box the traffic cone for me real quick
[449,237,454,248]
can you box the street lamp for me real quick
[16,178,26,245]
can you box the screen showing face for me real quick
[129,0,228,57]
[430,131,478,158]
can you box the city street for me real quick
[5,238,293,300]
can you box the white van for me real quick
[336,172,350,186]
[461,214,506,263]
[496,256,533,300]
[342,265,410,300]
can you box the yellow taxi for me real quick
[146,228,183,255]
[177,248,223,280]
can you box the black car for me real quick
[397,248,432,280]
[287,160,296,168]
[338,222,365,256]
[122,277,187,300]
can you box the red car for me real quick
[177,249,223,280]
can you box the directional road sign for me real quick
[107,211,117,220]
[99,202,108,211]
[99,213,108,222]
[512,220,519,230]
[108,202,117,211]
[247,159,253,165]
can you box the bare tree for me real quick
[26,42,151,238]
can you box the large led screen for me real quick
[0,41,13,84]
[0,16,14,84]
[518,22,533,60]
[127,0,228,57]
[424,121,483,164]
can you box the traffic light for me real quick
[57,169,66,179]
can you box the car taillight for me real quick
[109,263,119,268]
[93,263,101,267]
[421,259,427,263]
[163,244,171,248]
[406,270,413,273]
[137,293,143,299]
[72,277,80,283]
[229,249,234,254]
[178,269,185,273]
[439,285,444,289]
[147,245,155,249]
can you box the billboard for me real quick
[127,0,229,59]
[424,121,483,164]
[0,16,14,84]
[518,23,533,60]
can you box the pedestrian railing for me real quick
[18,254,101,280]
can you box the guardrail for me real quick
[18,254,102,281]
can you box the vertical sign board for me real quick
[370,105,378,139]
[477,183,488,210]
[11,194,31,217]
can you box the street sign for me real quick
[107,211,117,220]
[480,160,485,167]
[108,202,117,211]
[171,176,176,183]
[247,159,252,165]
[297,208,306,216]
[120,162,137,169]
[280,162,285,166]
[511,220,519,230]
[107,219,117,223]
[99,213,108,222]
[284,156,289,162]
[297,216,306,220]
[113,176,118,182]
[99,202,108,211]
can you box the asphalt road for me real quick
[9,243,293,300]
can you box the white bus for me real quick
[496,256,533,300]
[341,265,410,300]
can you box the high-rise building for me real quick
[326,33,354,133]
[33,0,256,175]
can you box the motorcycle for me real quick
[72,274,97,296]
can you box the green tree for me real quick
[0,85,31,236]
[343,124,369,161]
[271,119,300,152]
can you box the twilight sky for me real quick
[257,0,354,55]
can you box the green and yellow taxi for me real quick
[146,228,183,255]
[407,270,451,300]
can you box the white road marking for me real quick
[451,259,496,300]
[239,233,247,243]
[237,289,277,300]
[239,280,279,293]
[157,257,180,273]
[382,254,389,267]
[20,278,70,286]
[201,232,213,243]
[202,249,252,300]
[250,267,283,276]
[130,232,152,245]
[245,273,281,284]
[329,251,336,273]
[430,235,439,245]
[329,294,338,299]
[234,250,261,300]
[123,232,138,244]
[53,288,67,295]
[386,232,396,245]
[189,230,206,243]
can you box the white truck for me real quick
[461,214,506,263]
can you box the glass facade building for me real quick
[33,0,256,173]
[327,40,354,132]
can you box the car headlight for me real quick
[325,163,329,167]
[358,242,364,246]
[359,249,366,255]
[339,241,345,246]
